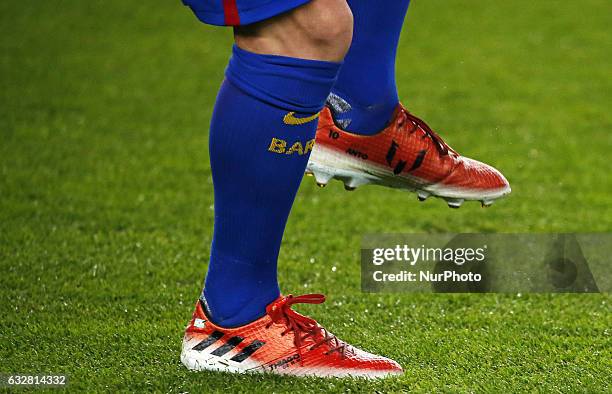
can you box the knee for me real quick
[297,0,354,61]
[235,0,353,62]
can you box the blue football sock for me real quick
[203,45,341,327]
[330,0,411,135]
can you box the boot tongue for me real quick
[391,103,405,122]
[265,295,289,321]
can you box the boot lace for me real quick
[266,294,349,362]
[396,107,457,156]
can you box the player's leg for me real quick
[307,0,511,207]
[331,0,411,134]
[202,0,351,328]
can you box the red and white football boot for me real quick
[307,104,511,208]
[181,294,402,379]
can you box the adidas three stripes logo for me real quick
[192,331,265,363]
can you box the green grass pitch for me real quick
[1,0,610,392]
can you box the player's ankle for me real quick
[201,286,280,328]
[329,91,398,134]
